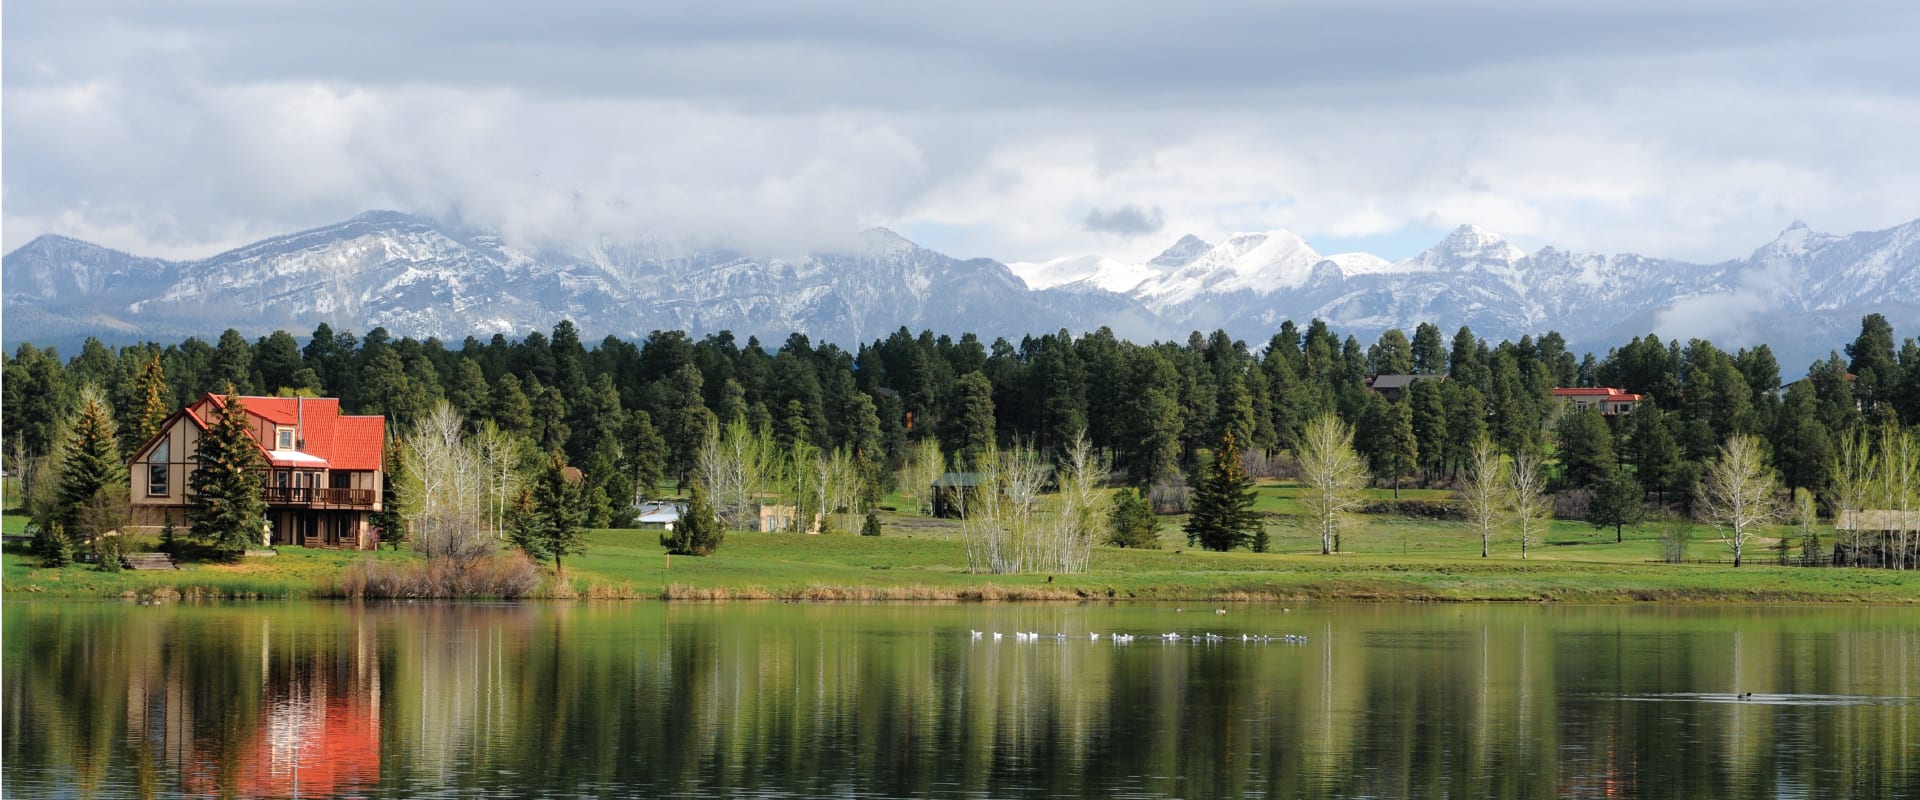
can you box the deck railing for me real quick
[263,486,377,506]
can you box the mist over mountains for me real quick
[7,211,1918,372]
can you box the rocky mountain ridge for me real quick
[7,211,1918,370]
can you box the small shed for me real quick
[930,472,986,519]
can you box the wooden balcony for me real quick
[263,486,377,507]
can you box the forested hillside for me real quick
[8,315,1905,534]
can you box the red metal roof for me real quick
[1552,387,1642,400]
[204,394,386,471]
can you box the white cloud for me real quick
[4,2,1918,267]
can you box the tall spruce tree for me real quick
[371,443,410,550]
[1555,408,1616,489]
[130,354,172,454]
[187,389,269,557]
[54,387,127,538]
[664,480,724,556]
[1383,399,1418,498]
[505,487,548,562]
[1184,432,1261,552]
[532,451,589,573]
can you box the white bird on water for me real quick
[993,632,1003,641]
[971,630,983,639]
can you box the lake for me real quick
[4,601,1916,798]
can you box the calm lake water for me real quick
[4,601,1916,799]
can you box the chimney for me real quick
[295,395,305,450]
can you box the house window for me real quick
[148,440,170,495]
[276,427,296,450]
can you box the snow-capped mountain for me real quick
[2,211,1161,348]
[6,211,1918,371]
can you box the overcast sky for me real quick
[6,1,1919,264]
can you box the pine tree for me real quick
[945,372,996,470]
[861,509,883,537]
[664,480,724,556]
[1184,432,1261,552]
[1556,408,1616,489]
[1384,398,1418,498]
[505,487,548,561]
[187,389,269,557]
[1630,405,1683,504]
[131,354,172,452]
[1587,465,1645,543]
[371,442,411,550]
[1107,487,1160,548]
[54,387,127,539]
[532,451,588,574]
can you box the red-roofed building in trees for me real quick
[1551,387,1645,416]
[128,393,387,549]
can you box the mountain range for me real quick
[6,210,1918,371]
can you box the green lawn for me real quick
[7,486,1916,603]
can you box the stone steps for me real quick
[122,553,179,571]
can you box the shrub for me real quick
[1357,499,1465,520]
[861,510,883,537]
[1148,474,1191,514]
[34,521,74,567]
[332,552,540,599]
[1553,488,1591,520]
[1659,515,1692,563]
[93,535,126,572]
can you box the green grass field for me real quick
[6,480,1917,602]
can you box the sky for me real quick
[5,1,1920,265]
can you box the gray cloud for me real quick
[4,2,1919,263]
[1084,205,1165,236]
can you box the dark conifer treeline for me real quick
[4,315,1909,520]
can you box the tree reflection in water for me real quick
[4,602,1917,799]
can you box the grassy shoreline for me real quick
[8,482,1918,604]
[7,528,1918,604]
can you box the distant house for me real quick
[753,504,798,532]
[1366,374,1446,403]
[128,393,386,549]
[1779,371,1859,406]
[1552,387,1644,416]
[633,500,685,531]
[929,472,987,518]
[1833,510,1920,568]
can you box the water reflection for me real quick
[4,602,1916,798]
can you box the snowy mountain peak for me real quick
[1147,234,1212,270]
[1754,220,1838,261]
[1440,223,1512,251]
[1134,229,1324,308]
[854,227,926,259]
[1414,223,1525,270]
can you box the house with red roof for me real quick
[1552,387,1644,416]
[128,393,387,549]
